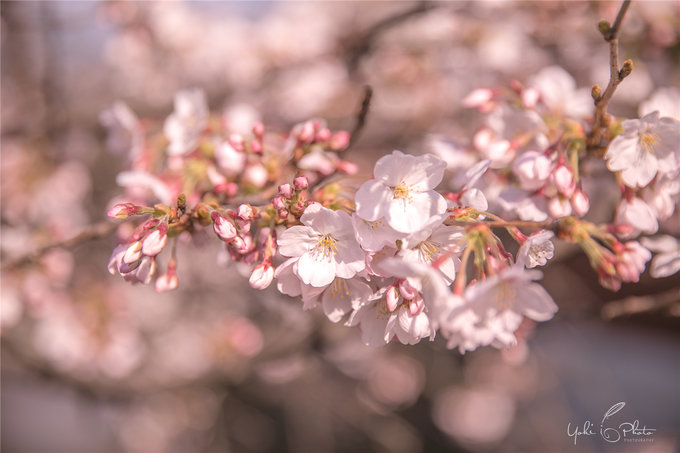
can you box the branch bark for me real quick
[587,0,633,151]
[2,221,118,271]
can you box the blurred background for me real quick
[1,1,679,452]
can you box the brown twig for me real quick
[587,0,633,151]
[1,221,118,271]
[601,287,680,320]
[346,85,373,151]
[448,219,557,230]
[343,1,436,72]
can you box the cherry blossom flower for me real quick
[354,150,447,234]
[614,197,658,237]
[163,88,208,156]
[378,259,458,330]
[249,263,274,289]
[516,230,554,268]
[498,188,549,222]
[215,141,246,176]
[427,135,480,190]
[614,241,651,284]
[345,297,394,347]
[639,87,680,120]
[351,214,405,252]
[442,266,558,353]
[604,111,680,188]
[398,214,464,284]
[512,150,553,191]
[641,235,680,278]
[277,203,365,287]
[116,171,174,205]
[527,66,593,118]
[345,292,435,347]
[313,277,373,323]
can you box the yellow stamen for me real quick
[313,234,338,260]
[640,133,660,154]
[393,182,415,201]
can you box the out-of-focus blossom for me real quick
[442,266,558,353]
[640,235,680,278]
[163,88,208,156]
[639,87,680,120]
[605,111,680,188]
[614,196,659,237]
[527,65,593,118]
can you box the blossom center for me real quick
[313,234,338,260]
[493,282,515,310]
[364,219,386,230]
[639,133,660,154]
[329,279,349,299]
[393,182,415,201]
[418,240,443,263]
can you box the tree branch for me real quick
[587,0,633,151]
[346,85,373,151]
[343,1,436,73]
[2,221,118,271]
[601,287,680,320]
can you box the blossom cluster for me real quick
[105,79,680,352]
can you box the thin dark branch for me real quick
[606,0,632,41]
[587,0,633,151]
[2,221,118,270]
[601,287,680,320]
[346,85,373,151]
[344,1,436,72]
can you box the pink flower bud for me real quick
[252,121,264,138]
[272,196,286,211]
[215,142,246,176]
[548,197,573,218]
[249,263,274,289]
[462,88,494,108]
[278,209,289,219]
[232,234,254,255]
[552,165,576,197]
[571,189,590,217]
[521,87,540,108]
[107,203,139,219]
[243,164,268,188]
[299,121,315,143]
[142,226,168,256]
[224,182,238,197]
[336,160,359,175]
[108,244,127,275]
[155,273,178,292]
[250,140,262,154]
[237,204,255,221]
[398,279,418,300]
[238,219,252,234]
[212,212,237,242]
[123,241,143,264]
[229,133,245,152]
[278,183,293,199]
[408,294,424,316]
[329,131,350,150]
[294,176,308,190]
[135,255,156,285]
[315,128,331,142]
[512,150,552,191]
[386,286,400,312]
[206,165,227,186]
